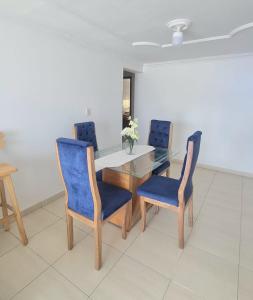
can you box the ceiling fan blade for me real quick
[161,43,173,48]
[132,42,161,47]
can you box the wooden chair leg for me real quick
[154,206,159,214]
[166,168,170,177]
[126,199,132,232]
[128,200,132,230]
[122,202,129,240]
[140,197,146,232]
[94,220,102,270]
[66,213,73,250]
[178,208,184,249]
[0,180,10,231]
[188,197,193,227]
[3,176,28,245]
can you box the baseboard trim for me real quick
[23,191,65,216]
[173,159,253,178]
[0,191,64,228]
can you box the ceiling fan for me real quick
[133,19,253,49]
[132,18,192,48]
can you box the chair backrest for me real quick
[56,138,101,220]
[148,119,171,149]
[74,122,98,151]
[179,131,202,203]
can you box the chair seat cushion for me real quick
[96,170,102,181]
[98,182,132,220]
[137,176,180,207]
[152,160,170,175]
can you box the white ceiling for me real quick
[1,0,253,64]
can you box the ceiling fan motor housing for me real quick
[167,19,191,46]
[167,19,192,32]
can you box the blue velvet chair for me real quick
[56,138,132,270]
[148,119,172,176]
[74,122,102,181]
[138,131,202,249]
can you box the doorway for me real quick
[122,70,135,129]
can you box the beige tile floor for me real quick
[0,163,252,300]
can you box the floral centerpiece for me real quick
[121,117,139,154]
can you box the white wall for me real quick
[135,55,253,175]
[0,19,139,210]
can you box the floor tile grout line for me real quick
[54,237,124,298]
[187,172,243,266]
[51,233,91,266]
[162,279,172,300]
[0,238,21,258]
[88,250,125,298]
[10,214,61,241]
[89,224,143,298]
[123,251,173,281]
[146,208,201,244]
[165,172,217,270]
[1,211,61,258]
[0,242,28,259]
[35,215,88,238]
[84,229,137,254]
[50,264,90,298]
[39,206,64,219]
[59,215,93,235]
[9,265,51,300]
[187,191,242,265]
[1,205,61,238]
[27,229,89,266]
[169,280,208,300]
[185,243,239,267]
[189,171,217,229]
[24,216,61,239]
[50,233,125,298]
[138,222,179,242]
[24,244,53,266]
[42,206,65,219]
[26,238,90,298]
[237,176,244,300]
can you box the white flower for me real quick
[121,117,139,141]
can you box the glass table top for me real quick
[95,144,178,179]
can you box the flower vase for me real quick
[127,139,134,155]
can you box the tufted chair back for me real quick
[180,131,202,202]
[56,138,97,220]
[148,119,171,149]
[74,122,98,151]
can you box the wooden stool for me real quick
[0,163,28,245]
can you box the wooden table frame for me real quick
[103,168,151,230]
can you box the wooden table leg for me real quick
[103,168,151,230]
[3,176,28,245]
[0,180,10,231]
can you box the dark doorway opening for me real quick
[122,70,135,129]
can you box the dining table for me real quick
[94,144,178,230]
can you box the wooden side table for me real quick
[0,163,28,245]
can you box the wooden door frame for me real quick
[123,70,135,121]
